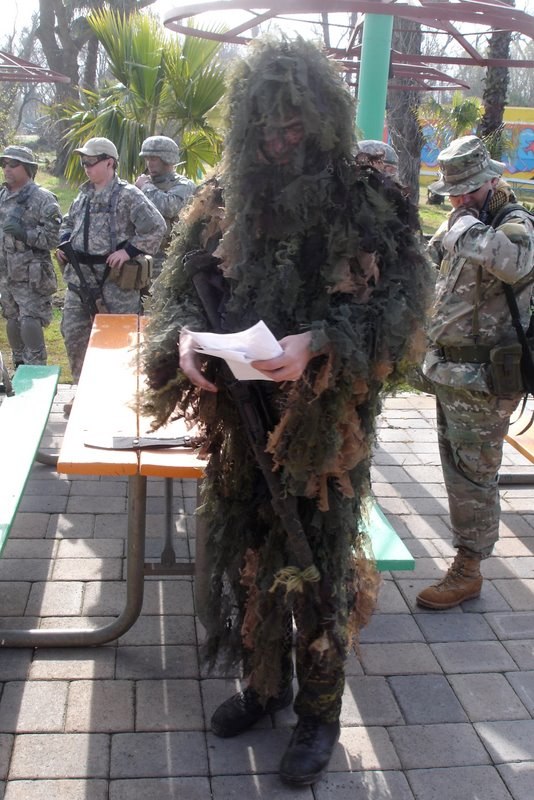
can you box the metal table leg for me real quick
[0,474,147,648]
[144,477,195,577]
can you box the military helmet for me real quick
[429,135,504,196]
[357,140,398,167]
[0,145,38,166]
[139,136,180,165]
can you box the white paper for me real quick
[184,320,283,381]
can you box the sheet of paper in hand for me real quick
[185,320,283,380]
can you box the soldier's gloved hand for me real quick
[447,206,479,230]
[3,219,28,242]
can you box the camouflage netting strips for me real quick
[141,37,432,697]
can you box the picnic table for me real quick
[0,314,413,648]
[0,314,205,648]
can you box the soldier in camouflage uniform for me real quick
[418,135,534,610]
[135,136,195,281]
[0,145,61,366]
[57,137,166,388]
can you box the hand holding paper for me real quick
[184,320,283,381]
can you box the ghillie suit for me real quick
[142,37,432,719]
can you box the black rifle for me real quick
[59,240,109,318]
[183,251,317,575]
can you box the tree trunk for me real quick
[476,0,514,158]
[82,34,99,91]
[37,0,81,175]
[387,20,423,203]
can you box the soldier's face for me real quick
[260,117,305,165]
[449,178,498,210]
[1,159,30,190]
[81,156,115,187]
[145,156,171,177]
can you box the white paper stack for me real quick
[184,320,283,380]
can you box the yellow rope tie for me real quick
[269,565,321,596]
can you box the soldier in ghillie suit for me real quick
[417,136,534,611]
[142,37,431,786]
[0,145,61,367]
[135,136,195,281]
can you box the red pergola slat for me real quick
[0,51,70,84]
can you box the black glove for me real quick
[447,206,479,230]
[3,219,28,242]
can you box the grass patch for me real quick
[419,201,450,236]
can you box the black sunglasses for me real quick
[80,155,110,168]
[1,159,23,168]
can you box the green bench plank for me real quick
[362,494,414,571]
[0,365,60,555]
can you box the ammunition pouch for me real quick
[489,343,524,396]
[108,255,152,291]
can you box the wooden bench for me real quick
[0,365,60,558]
[0,315,412,648]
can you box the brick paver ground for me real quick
[1,388,533,799]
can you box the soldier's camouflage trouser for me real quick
[435,384,522,557]
[0,265,56,365]
[245,603,347,724]
[61,279,141,382]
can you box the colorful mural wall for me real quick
[420,107,534,184]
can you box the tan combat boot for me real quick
[416,547,483,609]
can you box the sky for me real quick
[3,0,182,35]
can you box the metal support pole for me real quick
[160,477,177,566]
[0,474,148,647]
[355,14,394,140]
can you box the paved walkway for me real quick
[1,388,534,799]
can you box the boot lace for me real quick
[293,718,320,747]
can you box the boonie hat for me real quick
[0,145,38,166]
[357,140,398,166]
[429,135,504,196]
[73,137,119,160]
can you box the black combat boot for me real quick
[211,683,293,738]
[279,716,340,785]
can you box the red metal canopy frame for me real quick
[0,51,70,84]
[164,0,534,70]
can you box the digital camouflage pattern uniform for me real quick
[423,138,534,557]
[60,175,166,381]
[143,38,431,722]
[0,147,61,365]
[138,136,195,282]
[140,172,195,279]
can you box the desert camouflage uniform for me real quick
[423,205,534,555]
[60,176,166,380]
[140,172,195,280]
[0,181,61,364]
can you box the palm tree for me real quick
[419,92,483,151]
[60,8,227,183]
